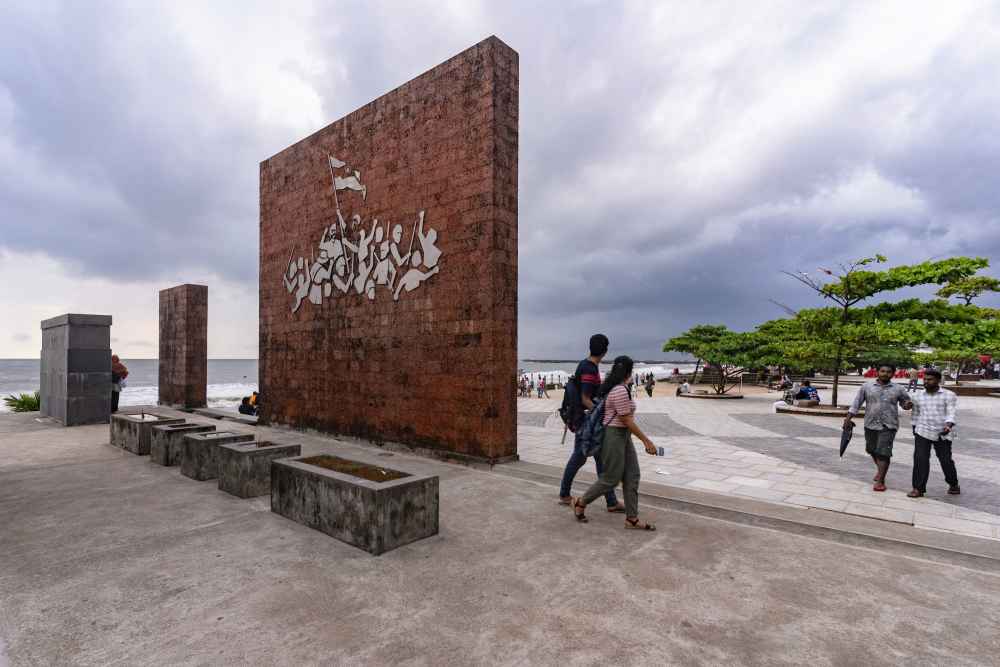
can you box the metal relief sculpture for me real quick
[283,155,442,313]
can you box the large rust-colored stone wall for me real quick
[258,36,518,464]
[158,284,208,408]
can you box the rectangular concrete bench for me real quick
[150,423,216,466]
[111,414,186,455]
[180,431,254,481]
[218,439,301,498]
[271,454,439,556]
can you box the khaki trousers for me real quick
[582,426,641,517]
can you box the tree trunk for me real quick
[832,351,843,408]
[690,358,702,385]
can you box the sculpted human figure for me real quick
[393,250,439,300]
[415,211,441,269]
[309,249,333,304]
[353,220,379,295]
[288,257,310,313]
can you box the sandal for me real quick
[607,503,626,513]
[873,483,886,492]
[948,486,961,495]
[907,489,923,498]
[573,498,588,523]
[558,496,573,506]
[625,518,655,530]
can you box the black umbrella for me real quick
[840,422,855,457]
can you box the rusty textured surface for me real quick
[158,284,208,408]
[258,37,518,461]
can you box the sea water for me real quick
[0,359,258,414]
[517,361,696,384]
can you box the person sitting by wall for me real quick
[239,391,259,416]
[675,380,691,397]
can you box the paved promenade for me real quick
[2,409,1000,665]
[518,385,1000,541]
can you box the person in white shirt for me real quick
[907,369,960,497]
[675,380,691,397]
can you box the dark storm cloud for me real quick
[1,1,998,359]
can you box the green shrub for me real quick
[3,391,40,412]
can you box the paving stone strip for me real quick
[516,387,1000,541]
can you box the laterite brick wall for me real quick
[258,37,518,463]
[158,284,208,408]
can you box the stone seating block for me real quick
[271,454,439,556]
[793,399,820,407]
[217,440,302,498]
[180,431,254,481]
[110,414,186,455]
[150,423,217,466]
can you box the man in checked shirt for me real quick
[907,369,960,497]
[843,362,913,492]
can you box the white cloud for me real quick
[0,248,257,358]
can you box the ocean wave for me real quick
[0,383,259,413]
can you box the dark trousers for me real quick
[111,390,120,413]
[912,434,959,493]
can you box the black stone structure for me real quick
[40,314,113,425]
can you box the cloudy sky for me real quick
[1,0,998,360]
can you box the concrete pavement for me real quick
[2,408,1000,665]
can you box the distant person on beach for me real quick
[539,377,549,399]
[558,334,625,513]
[676,380,691,397]
[239,392,259,416]
[645,374,655,397]
[907,367,920,392]
[571,355,657,530]
[111,355,128,414]
[907,369,959,498]
[843,362,913,492]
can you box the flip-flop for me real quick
[873,483,886,492]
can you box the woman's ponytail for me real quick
[597,355,635,398]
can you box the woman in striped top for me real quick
[573,355,658,530]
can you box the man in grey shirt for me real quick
[842,362,913,492]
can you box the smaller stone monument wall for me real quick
[158,284,208,408]
[40,314,112,425]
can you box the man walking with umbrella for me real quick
[842,362,913,492]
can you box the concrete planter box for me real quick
[150,423,217,466]
[218,440,302,498]
[110,414,186,455]
[180,431,254,481]
[271,455,439,556]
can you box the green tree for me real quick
[935,277,1000,306]
[778,256,990,406]
[661,324,730,385]
[665,327,777,394]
